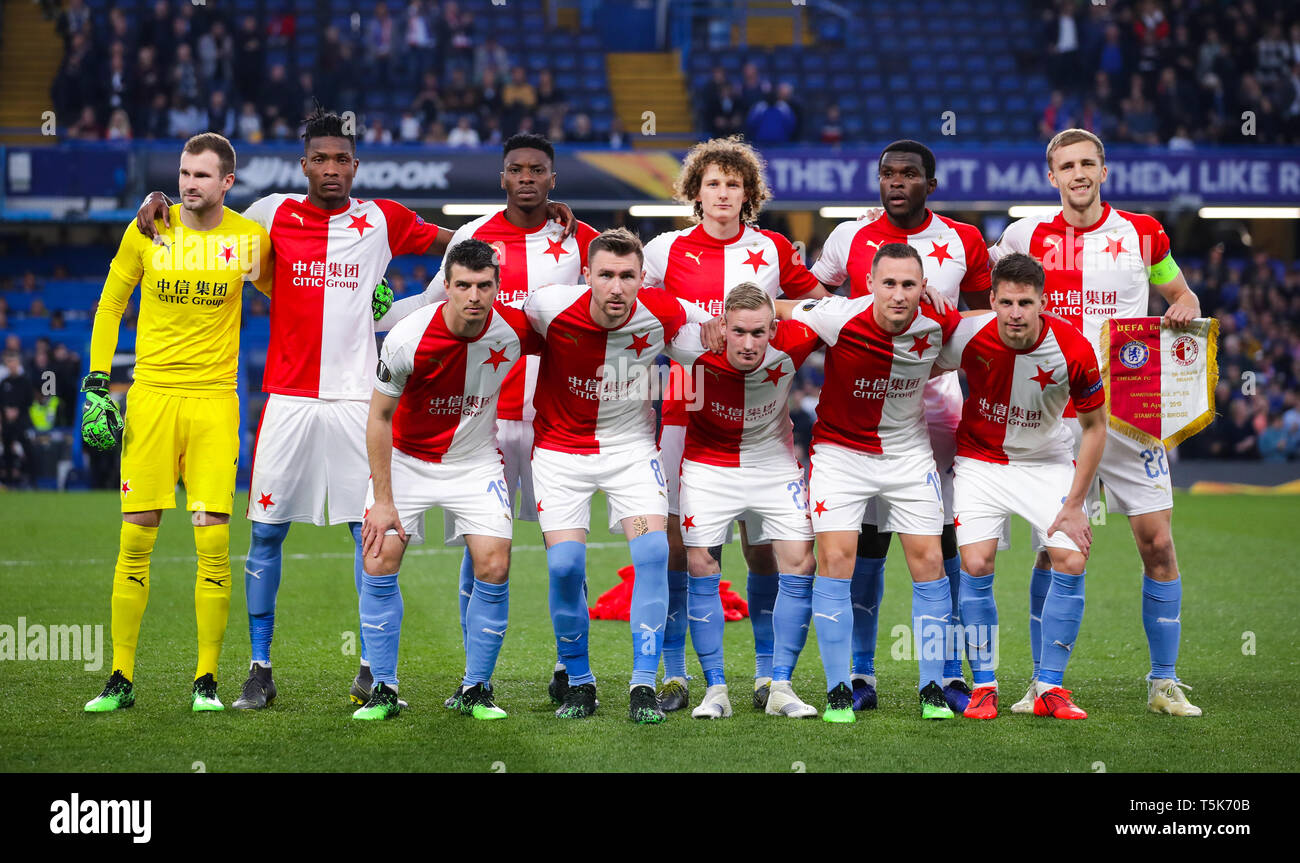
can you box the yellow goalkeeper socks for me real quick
[111,521,158,682]
[193,523,232,681]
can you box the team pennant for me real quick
[1100,317,1219,449]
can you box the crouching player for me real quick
[937,253,1107,719]
[356,240,540,720]
[665,283,821,718]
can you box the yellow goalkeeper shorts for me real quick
[118,384,240,515]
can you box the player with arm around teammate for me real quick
[938,253,1108,720]
[354,239,541,720]
[665,282,821,718]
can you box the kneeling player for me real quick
[667,283,821,718]
[356,240,539,720]
[937,253,1107,720]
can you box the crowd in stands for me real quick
[48,0,626,148]
[1037,0,1300,146]
[0,327,83,488]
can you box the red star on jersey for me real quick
[909,333,933,357]
[763,364,788,385]
[120,480,131,493]
[219,244,236,263]
[1031,365,1057,390]
[628,332,652,356]
[813,500,827,516]
[928,242,953,266]
[483,346,510,371]
[258,492,275,509]
[544,237,568,262]
[682,516,695,531]
[744,249,768,273]
[1105,235,1125,260]
[953,514,961,527]
[536,500,544,513]
[349,213,373,237]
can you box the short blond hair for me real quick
[673,136,771,224]
[1046,128,1105,170]
[723,282,775,317]
[588,227,644,267]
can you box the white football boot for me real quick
[1147,678,1202,716]
[764,680,818,718]
[691,684,733,719]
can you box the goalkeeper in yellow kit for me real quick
[83,133,273,712]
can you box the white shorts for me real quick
[1065,418,1174,517]
[367,449,514,546]
[532,443,669,534]
[441,417,535,543]
[952,456,1083,552]
[863,416,957,526]
[678,459,813,548]
[808,443,943,536]
[247,395,369,525]
[659,423,686,516]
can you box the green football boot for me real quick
[85,670,135,712]
[191,673,224,712]
[352,681,402,720]
[920,681,955,720]
[823,682,856,724]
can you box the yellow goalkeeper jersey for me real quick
[90,205,274,395]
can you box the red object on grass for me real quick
[590,565,749,621]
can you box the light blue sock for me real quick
[959,570,998,687]
[662,569,689,680]
[246,521,290,666]
[547,541,592,685]
[688,573,726,687]
[1142,575,1182,679]
[1029,566,1052,678]
[772,573,813,681]
[913,576,952,691]
[462,578,509,687]
[458,548,475,654]
[812,575,853,693]
[1039,570,1086,687]
[941,555,964,679]
[360,572,403,687]
[348,522,368,663]
[850,556,886,676]
[747,572,778,679]
[628,532,669,687]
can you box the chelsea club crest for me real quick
[1119,340,1149,370]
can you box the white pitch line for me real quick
[1,541,630,568]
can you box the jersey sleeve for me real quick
[641,233,671,289]
[1131,213,1175,285]
[678,297,714,325]
[810,221,853,287]
[987,216,1037,264]
[764,229,820,299]
[955,222,992,297]
[375,199,442,257]
[929,301,964,343]
[791,294,867,346]
[1061,324,1105,411]
[649,289,689,340]
[375,319,418,397]
[499,303,545,355]
[575,221,600,268]
[665,320,707,366]
[773,319,823,368]
[240,194,284,232]
[248,223,274,298]
[935,314,990,371]
[89,223,145,372]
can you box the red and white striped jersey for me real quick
[937,312,1105,465]
[422,211,599,422]
[811,209,990,426]
[794,295,961,457]
[667,320,822,468]
[375,301,541,464]
[812,209,991,304]
[643,222,820,426]
[526,284,697,455]
[988,203,1171,360]
[242,193,442,400]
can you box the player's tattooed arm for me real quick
[135,191,173,240]
[631,516,650,537]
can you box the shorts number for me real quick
[787,479,808,511]
[650,458,665,489]
[1140,448,1168,479]
[925,470,942,503]
[487,479,511,509]
[640,630,656,656]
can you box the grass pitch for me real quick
[1,490,1294,773]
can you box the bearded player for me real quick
[989,129,1202,717]
[938,253,1108,720]
[84,133,273,712]
[642,136,826,712]
[665,283,821,719]
[811,140,991,714]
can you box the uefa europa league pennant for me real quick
[1100,317,1219,450]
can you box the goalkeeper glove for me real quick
[81,372,124,451]
[372,277,393,321]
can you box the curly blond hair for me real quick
[673,136,771,224]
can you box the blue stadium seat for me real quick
[803,73,827,91]
[855,55,880,72]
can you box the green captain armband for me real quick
[1148,254,1180,286]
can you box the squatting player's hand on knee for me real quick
[363,501,406,558]
[1047,504,1092,557]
